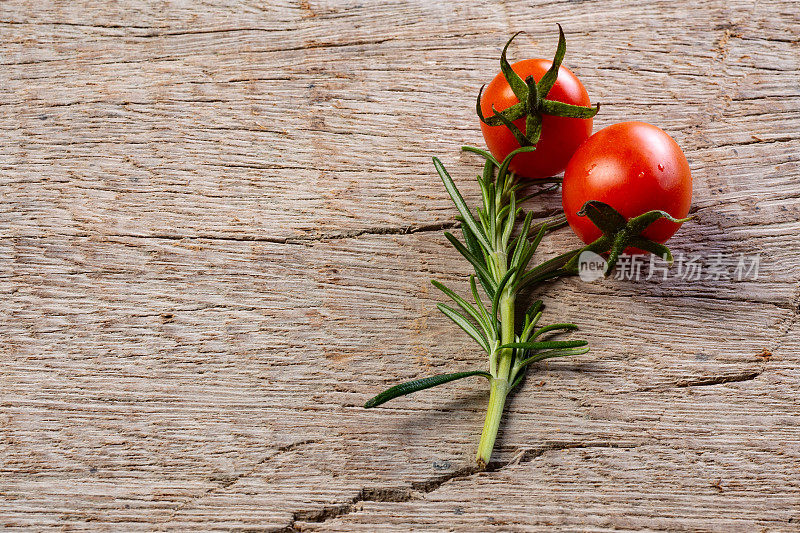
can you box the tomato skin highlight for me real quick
[479,58,593,179]
[562,121,693,246]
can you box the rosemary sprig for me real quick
[364,147,688,468]
[366,147,587,467]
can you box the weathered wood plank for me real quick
[1,0,799,531]
[0,228,796,529]
[2,0,797,241]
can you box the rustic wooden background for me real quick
[2,0,799,531]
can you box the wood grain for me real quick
[1,0,799,531]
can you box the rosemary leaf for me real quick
[437,303,491,353]
[364,371,492,408]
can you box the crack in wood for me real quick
[281,465,478,531]
[162,439,319,526]
[1,222,455,245]
[102,221,461,245]
[631,282,800,393]
[497,440,642,467]
[7,207,565,246]
[674,370,763,388]
[765,279,800,352]
[279,441,643,531]
[632,291,799,311]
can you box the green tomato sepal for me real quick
[476,25,600,147]
[563,201,693,276]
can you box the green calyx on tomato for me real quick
[562,201,693,276]
[476,25,600,148]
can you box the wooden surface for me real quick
[2,1,799,531]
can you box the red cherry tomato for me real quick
[562,121,692,245]
[479,59,593,179]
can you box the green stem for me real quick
[476,292,514,467]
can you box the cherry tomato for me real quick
[562,121,692,245]
[479,59,593,179]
